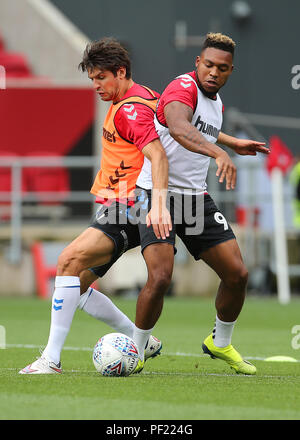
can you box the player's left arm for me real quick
[142,140,172,240]
[217,131,270,156]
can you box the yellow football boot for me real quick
[133,359,145,374]
[202,334,257,375]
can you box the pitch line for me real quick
[2,367,297,379]
[6,343,298,362]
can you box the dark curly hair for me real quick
[202,33,236,57]
[79,37,131,79]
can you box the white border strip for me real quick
[7,344,298,362]
[27,0,90,52]
[3,367,296,379]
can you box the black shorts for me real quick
[137,187,236,260]
[89,201,140,277]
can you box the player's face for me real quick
[195,47,234,93]
[88,67,126,102]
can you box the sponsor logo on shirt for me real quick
[194,115,220,139]
[103,127,116,143]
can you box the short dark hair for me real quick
[201,32,236,57]
[78,37,132,78]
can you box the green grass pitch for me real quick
[1,295,300,420]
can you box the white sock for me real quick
[213,315,236,348]
[78,288,134,338]
[132,325,153,362]
[43,276,81,365]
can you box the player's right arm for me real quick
[164,101,237,190]
[115,100,171,239]
[142,139,172,240]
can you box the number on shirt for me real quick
[214,212,229,230]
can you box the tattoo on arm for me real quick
[182,127,206,146]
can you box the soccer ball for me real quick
[92,332,139,377]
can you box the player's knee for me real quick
[57,247,82,275]
[148,269,172,296]
[225,264,248,290]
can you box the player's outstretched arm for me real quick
[164,101,236,190]
[142,140,172,239]
[217,132,270,156]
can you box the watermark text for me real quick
[291,325,300,349]
[0,325,6,349]
[291,65,300,90]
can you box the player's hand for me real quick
[234,139,270,156]
[215,151,237,190]
[146,205,172,240]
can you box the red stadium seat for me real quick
[24,152,70,205]
[0,51,32,78]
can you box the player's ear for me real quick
[118,66,127,79]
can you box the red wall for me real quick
[0,87,95,156]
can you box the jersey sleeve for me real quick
[162,78,197,109]
[115,103,159,151]
[156,77,198,125]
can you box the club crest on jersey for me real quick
[194,115,220,140]
[123,103,137,120]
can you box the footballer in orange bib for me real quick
[91,83,159,202]
[19,38,171,375]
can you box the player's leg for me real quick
[200,239,256,374]
[136,243,174,328]
[19,227,115,374]
[132,188,175,370]
[133,243,174,369]
[56,226,115,276]
[179,193,255,374]
[201,238,248,324]
[78,268,135,337]
[78,268,162,362]
[42,226,115,361]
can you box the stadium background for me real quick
[0,0,299,299]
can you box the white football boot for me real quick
[19,353,62,375]
[133,336,162,374]
[144,335,162,361]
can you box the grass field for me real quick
[1,295,300,421]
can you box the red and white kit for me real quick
[137,71,223,194]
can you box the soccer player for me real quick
[19,38,171,374]
[133,33,270,374]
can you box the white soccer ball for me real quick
[92,332,139,377]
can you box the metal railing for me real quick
[0,151,297,280]
[0,156,99,264]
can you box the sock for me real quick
[78,288,135,338]
[43,276,81,365]
[213,315,236,348]
[132,325,153,362]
